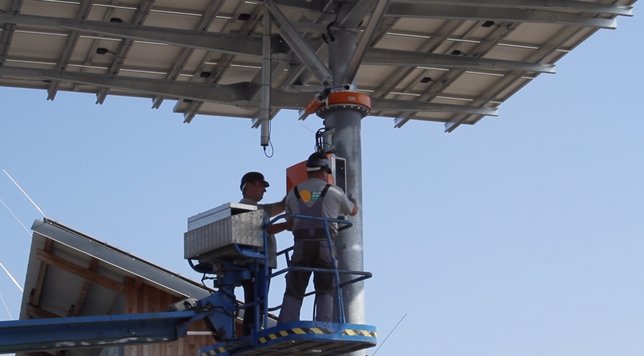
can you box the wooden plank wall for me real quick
[123,277,216,356]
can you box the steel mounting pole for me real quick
[324,25,365,327]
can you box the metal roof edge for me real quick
[31,218,213,300]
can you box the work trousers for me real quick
[278,238,336,324]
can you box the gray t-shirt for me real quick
[239,198,277,268]
[285,178,354,235]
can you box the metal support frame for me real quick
[0,66,498,117]
[0,13,562,74]
[0,13,279,58]
[181,3,264,123]
[443,25,585,132]
[95,0,155,104]
[151,0,224,109]
[365,48,556,74]
[0,0,23,66]
[392,21,519,128]
[386,3,618,28]
[264,0,332,86]
[391,0,633,16]
[45,0,93,101]
[273,0,626,28]
[343,0,391,84]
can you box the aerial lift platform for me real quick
[0,204,376,355]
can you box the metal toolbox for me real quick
[184,202,264,260]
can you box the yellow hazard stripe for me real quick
[258,326,333,343]
[201,346,227,356]
[343,329,377,338]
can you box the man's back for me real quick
[286,177,353,235]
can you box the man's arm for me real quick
[264,196,286,217]
[333,187,358,217]
[265,195,290,234]
[267,221,291,234]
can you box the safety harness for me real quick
[292,184,331,240]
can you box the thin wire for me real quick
[372,312,407,356]
[0,293,13,319]
[263,117,275,158]
[299,123,316,134]
[0,261,23,293]
[263,139,275,158]
[2,169,46,218]
[0,195,32,237]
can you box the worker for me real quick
[238,171,287,335]
[277,152,358,324]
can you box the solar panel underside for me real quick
[0,0,635,131]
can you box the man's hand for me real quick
[347,194,358,216]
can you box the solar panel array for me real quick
[0,0,635,131]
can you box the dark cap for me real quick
[306,152,332,173]
[240,171,269,191]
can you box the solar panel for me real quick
[0,0,634,132]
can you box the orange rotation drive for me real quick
[302,91,372,118]
[326,91,371,111]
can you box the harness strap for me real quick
[320,184,331,197]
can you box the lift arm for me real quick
[0,311,197,354]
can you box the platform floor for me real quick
[200,321,377,355]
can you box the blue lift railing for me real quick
[266,214,372,323]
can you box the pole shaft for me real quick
[325,27,365,325]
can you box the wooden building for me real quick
[18,218,228,356]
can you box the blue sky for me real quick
[1,12,643,356]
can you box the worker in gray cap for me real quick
[277,152,358,324]
[239,171,287,335]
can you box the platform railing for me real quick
[244,213,372,339]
